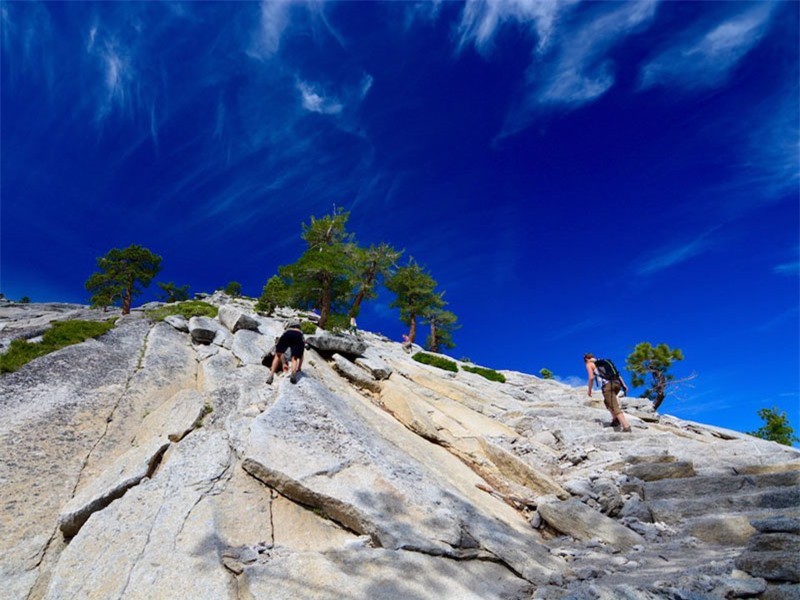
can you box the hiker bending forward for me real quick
[584,353,631,433]
[267,323,304,385]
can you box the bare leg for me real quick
[267,353,283,384]
[616,411,631,431]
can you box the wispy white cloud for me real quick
[297,80,343,115]
[467,0,658,137]
[457,0,571,56]
[636,229,719,276]
[640,3,776,91]
[403,1,444,30]
[555,375,584,388]
[774,262,799,275]
[550,318,602,341]
[248,0,292,59]
[756,307,799,333]
[1,2,55,90]
[533,1,657,106]
[672,394,733,418]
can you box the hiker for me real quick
[584,353,631,433]
[349,316,357,335]
[266,322,304,385]
[401,333,412,353]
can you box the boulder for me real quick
[188,316,221,344]
[687,515,756,546]
[355,356,392,380]
[751,516,800,534]
[218,305,259,333]
[537,498,644,551]
[736,549,800,582]
[164,314,189,332]
[332,353,381,393]
[232,329,272,366]
[305,333,366,356]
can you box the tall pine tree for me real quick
[385,258,440,344]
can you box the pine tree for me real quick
[385,258,440,344]
[349,243,402,317]
[748,407,800,446]
[157,282,190,302]
[256,275,293,315]
[224,281,242,297]
[281,208,355,329]
[423,303,459,353]
[625,342,684,411]
[85,245,162,315]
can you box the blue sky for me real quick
[2,1,798,439]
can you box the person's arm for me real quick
[586,363,595,397]
[619,375,629,393]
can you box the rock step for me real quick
[642,470,799,501]
[647,487,799,524]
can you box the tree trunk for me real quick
[651,372,667,411]
[408,314,417,344]
[429,319,438,353]
[122,279,133,315]
[350,272,375,316]
[319,278,332,329]
[350,289,366,317]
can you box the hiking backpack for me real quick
[594,358,620,382]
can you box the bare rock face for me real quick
[2,298,799,599]
[305,333,367,356]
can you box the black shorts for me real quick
[276,329,304,358]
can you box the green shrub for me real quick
[300,321,317,335]
[412,352,458,373]
[146,300,218,321]
[0,319,117,374]
[323,313,349,333]
[224,281,242,297]
[256,276,292,314]
[539,368,554,380]
[463,364,506,383]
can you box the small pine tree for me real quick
[423,305,459,353]
[85,245,162,315]
[256,276,293,314]
[626,342,684,411]
[157,282,190,302]
[224,281,242,297]
[748,407,799,446]
[539,368,554,380]
[385,258,440,345]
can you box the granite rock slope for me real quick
[1,297,797,600]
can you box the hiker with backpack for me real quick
[584,353,632,433]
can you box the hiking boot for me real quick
[266,373,274,385]
[290,373,297,384]
[622,427,632,433]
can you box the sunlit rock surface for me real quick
[1,296,798,600]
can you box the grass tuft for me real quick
[0,319,117,374]
[462,364,506,383]
[412,352,458,372]
[146,300,218,321]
